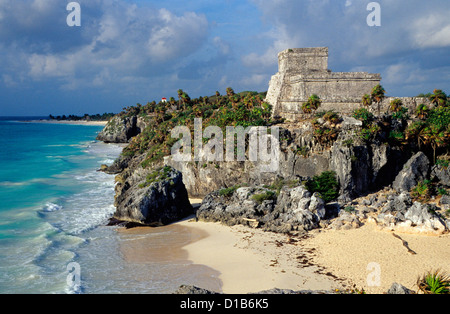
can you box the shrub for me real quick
[219,185,240,197]
[305,171,339,203]
[352,108,374,127]
[417,270,450,294]
[411,180,432,202]
[251,190,277,204]
[139,166,173,188]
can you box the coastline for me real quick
[117,198,450,294]
[21,119,108,126]
[177,219,343,294]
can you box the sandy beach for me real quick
[23,119,108,126]
[118,199,450,294]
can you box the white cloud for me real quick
[1,0,210,92]
[411,13,450,48]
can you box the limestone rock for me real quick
[196,184,327,233]
[386,283,414,294]
[113,166,193,226]
[431,164,450,187]
[97,115,149,143]
[392,152,430,192]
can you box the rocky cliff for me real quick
[96,115,150,143]
[97,90,450,234]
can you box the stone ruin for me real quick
[265,47,382,120]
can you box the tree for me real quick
[362,94,372,107]
[389,99,403,113]
[301,94,321,115]
[429,89,447,107]
[226,87,235,97]
[371,84,386,116]
[416,104,429,120]
[308,94,322,111]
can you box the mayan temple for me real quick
[265,47,382,120]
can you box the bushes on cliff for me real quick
[305,171,339,203]
[120,88,273,167]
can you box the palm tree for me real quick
[301,94,322,115]
[226,87,235,97]
[389,99,403,113]
[362,94,372,107]
[371,84,386,116]
[308,94,322,111]
[429,89,447,107]
[416,104,429,120]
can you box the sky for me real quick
[0,0,449,116]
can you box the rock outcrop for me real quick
[392,152,430,192]
[112,166,194,226]
[96,115,149,143]
[196,184,331,233]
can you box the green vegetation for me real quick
[305,171,339,203]
[312,110,342,147]
[138,166,173,188]
[49,113,116,121]
[436,158,450,168]
[352,108,380,142]
[251,190,277,204]
[301,94,322,114]
[352,108,374,127]
[361,94,372,107]
[371,84,386,116]
[263,177,301,195]
[405,102,450,162]
[417,270,450,294]
[219,184,242,197]
[411,180,433,202]
[119,88,273,168]
[344,205,355,213]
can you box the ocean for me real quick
[0,117,220,294]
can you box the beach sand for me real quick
[24,120,108,126]
[302,223,450,294]
[178,219,342,293]
[117,199,450,294]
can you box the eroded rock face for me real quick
[392,152,430,192]
[96,116,149,143]
[196,185,329,233]
[113,166,193,226]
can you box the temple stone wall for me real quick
[266,47,382,119]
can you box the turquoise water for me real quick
[0,118,221,294]
[0,118,122,293]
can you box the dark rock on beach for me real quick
[196,185,330,233]
[113,166,194,226]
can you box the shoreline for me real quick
[116,197,450,294]
[20,119,108,126]
[177,219,343,293]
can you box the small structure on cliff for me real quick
[265,47,382,120]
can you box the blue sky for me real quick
[1,0,449,116]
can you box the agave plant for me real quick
[417,270,450,294]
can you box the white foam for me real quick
[43,203,63,212]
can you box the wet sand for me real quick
[117,222,223,293]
